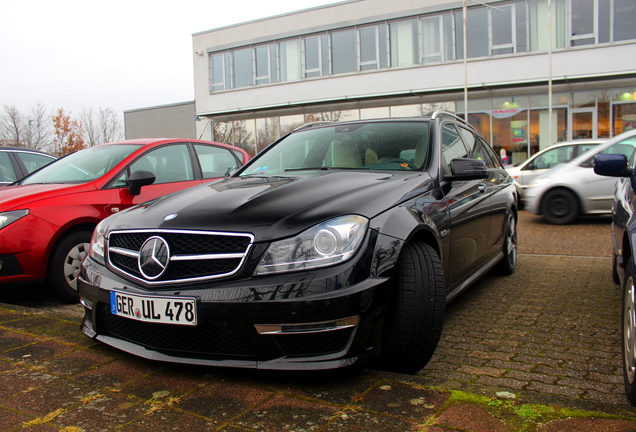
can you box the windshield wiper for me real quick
[284,167,330,172]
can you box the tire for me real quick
[378,242,445,374]
[541,188,579,225]
[47,229,92,303]
[623,258,636,406]
[497,212,518,275]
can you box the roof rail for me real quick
[431,110,481,133]
[293,121,336,132]
[431,110,467,124]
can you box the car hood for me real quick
[106,171,434,241]
[0,183,94,211]
[505,165,522,176]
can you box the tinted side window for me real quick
[17,152,56,173]
[531,146,574,170]
[441,123,469,171]
[458,127,497,168]
[0,152,16,182]
[583,137,636,167]
[194,144,239,179]
[576,143,599,156]
[113,144,194,187]
[473,137,499,168]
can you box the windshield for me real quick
[240,121,430,176]
[20,144,143,185]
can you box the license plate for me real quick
[110,291,197,326]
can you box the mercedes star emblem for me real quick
[138,236,170,280]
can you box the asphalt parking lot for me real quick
[2,210,636,431]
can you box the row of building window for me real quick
[208,87,636,163]
[208,0,636,92]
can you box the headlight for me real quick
[88,219,107,265]
[0,209,29,229]
[255,215,369,275]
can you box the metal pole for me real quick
[463,0,468,119]
[548,0,553,145]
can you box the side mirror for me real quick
[128,170,156,195]
[593,154,633,178]
[447,158,489,181]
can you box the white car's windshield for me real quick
[20,144,143,185]
[239,121,430,176]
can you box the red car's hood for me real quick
[0,183,96,211]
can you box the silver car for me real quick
[525,130,636,224]
[505,139,604,203]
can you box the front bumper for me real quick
[0,214,58,284]
[78,256,392,370]
[523,186,543,215]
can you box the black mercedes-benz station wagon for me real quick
[78,112,518,373]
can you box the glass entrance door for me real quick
[570,108,596,139]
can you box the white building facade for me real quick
[192,0,636,163]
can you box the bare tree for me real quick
[0,104,24,146]
[213,121,254,155]
[27,103,54,151]
[80,107,124,146]
[0,104,53,150]
[305,111,345,123]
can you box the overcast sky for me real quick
[0,0,340,117]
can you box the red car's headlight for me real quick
[0,209,29,229]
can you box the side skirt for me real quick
[445,251,504,303]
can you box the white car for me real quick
[525,130,636,224]
[505,139,604,203]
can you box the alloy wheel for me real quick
[625,276,636,384]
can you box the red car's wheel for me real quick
[48,229,92,303]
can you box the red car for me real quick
[0,138,250,302]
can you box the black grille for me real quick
[110,233,149,251]
[110,254,138,274]
[167,259,242,279]
[109,232,250,255]
[0,255,23,277]
[107,230,253,285]
[96,303,255,359]
[273,329,354,358]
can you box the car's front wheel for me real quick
[622,257,636,406]
[47,229,92,303]
[378,242,445,374]
[541,188,579,225]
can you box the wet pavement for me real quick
[1,211,636,431]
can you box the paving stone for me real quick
[539,417,636,431]
[0,367,57,401]
[118,408,219,431]
[1,340,76,364]
[2,377,96,417]
[353,382,449,420]
[177,381,273,420]
[230,393,338,431]
[38,348,117,376]
[51,391,147,431]
[434,403,512,432]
